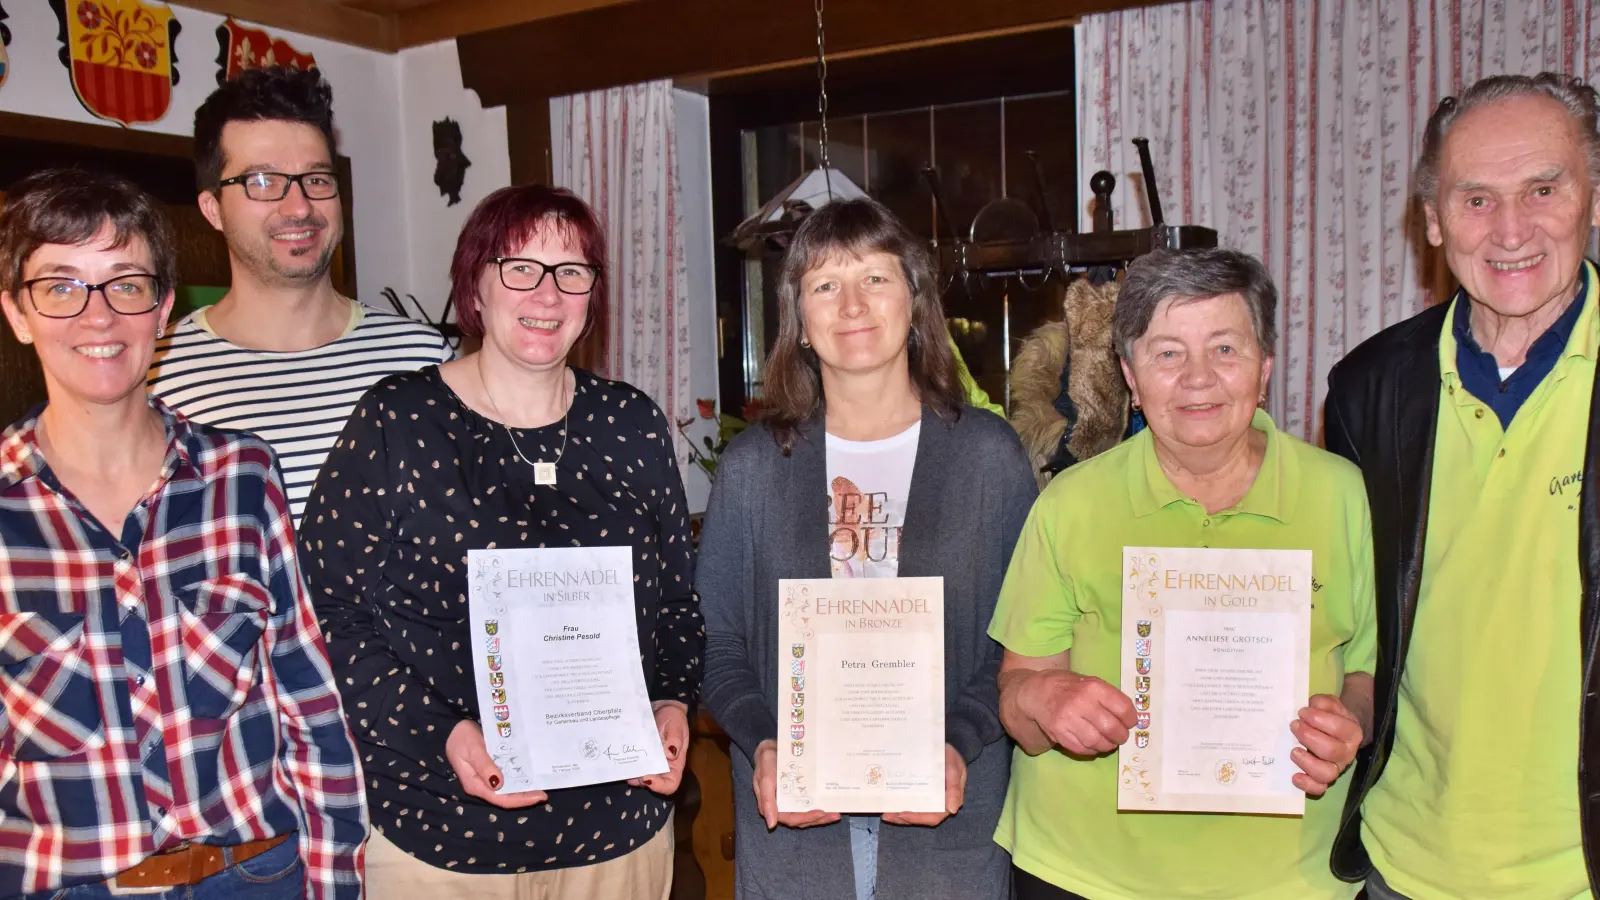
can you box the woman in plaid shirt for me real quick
[0,169,368,899]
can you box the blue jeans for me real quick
[32,836,303,900]
[849,814,879,900]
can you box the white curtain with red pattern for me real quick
[550,80,693,468]
[1077,0,1600,442]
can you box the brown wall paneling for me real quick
[0,112,360,426]
[507,100,554,188]
[172,0,396,50]
[459,0,1122,106]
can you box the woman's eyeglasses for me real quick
[22,274,163,319]
[493,258,599,295]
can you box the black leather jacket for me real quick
[1323,300,1600,890]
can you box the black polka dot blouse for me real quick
[298,365,703,874]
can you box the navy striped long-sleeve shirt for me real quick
[147,303,455,525]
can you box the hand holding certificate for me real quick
[1117,546,1313,815]
[445,719,550,808]
[774,577,945,815]
[466,546,668,794]
[1287,694,1365,797]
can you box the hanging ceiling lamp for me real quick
[726,0,868,254]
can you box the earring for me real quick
[156,326,164,338]
[800,336,810,348]
[17,335,31,345]
[1131,402,1141,412]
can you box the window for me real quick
[709,26,1078,414]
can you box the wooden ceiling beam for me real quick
[172,0,397,51]
[394,0,645,50]
[458,0,1166,107]
[339,0,436,14]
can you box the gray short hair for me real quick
[1112,248,1278,361]
[1414,72,1600,202]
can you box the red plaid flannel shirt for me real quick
[0,400,367,898]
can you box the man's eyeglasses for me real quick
[22,274,163,319]
[493,258,599,295]
[218,171,340,202]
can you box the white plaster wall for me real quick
[393,39,510,318]
[1,5,716,509]
[673,88,717,514]
[0,2,454,314]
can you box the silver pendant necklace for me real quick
[478,357,569,486]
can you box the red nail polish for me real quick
[668,744,679,756]
[488,775,502,790]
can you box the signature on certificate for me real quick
[605,743,645,761]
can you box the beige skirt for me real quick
[362,816,673,900]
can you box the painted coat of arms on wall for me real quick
[49,0,182,127]
[0,3,13,91]
[215,17,315,84]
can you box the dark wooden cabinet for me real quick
[0,325,46,428]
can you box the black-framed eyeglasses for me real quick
[22,274,163,319]
[218,170,341,202]
[492,257,599,295]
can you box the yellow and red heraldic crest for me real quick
[50,0,181,127]
[215,17,315,84]
[0,3,13,92]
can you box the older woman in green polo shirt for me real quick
[990,248,1378,900]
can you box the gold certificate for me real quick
[1118,546,1312,816]
[775,577,945,813]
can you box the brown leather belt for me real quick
[112,833,292,888]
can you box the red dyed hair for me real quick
[448,185,608,342]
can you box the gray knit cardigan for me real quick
[696,406,1039,900]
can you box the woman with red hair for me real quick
[299,185,700,898]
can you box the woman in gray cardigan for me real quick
[696,198,1038,900]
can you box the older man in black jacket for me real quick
[1325,72,1600,900]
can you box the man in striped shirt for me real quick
[150,67,452,524]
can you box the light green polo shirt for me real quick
[990,409,1377,900]
[1361,268,1599,900]
[950,332,1006,417]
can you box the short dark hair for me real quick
[193,67,337,192]
[762,198,963,454]
[0,168,176,299]
[1113,248,1278,361]
[448,185,608,343]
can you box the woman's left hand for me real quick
[881,745,966,827]
[1290,694,1364,797]
[630,700,691,795]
